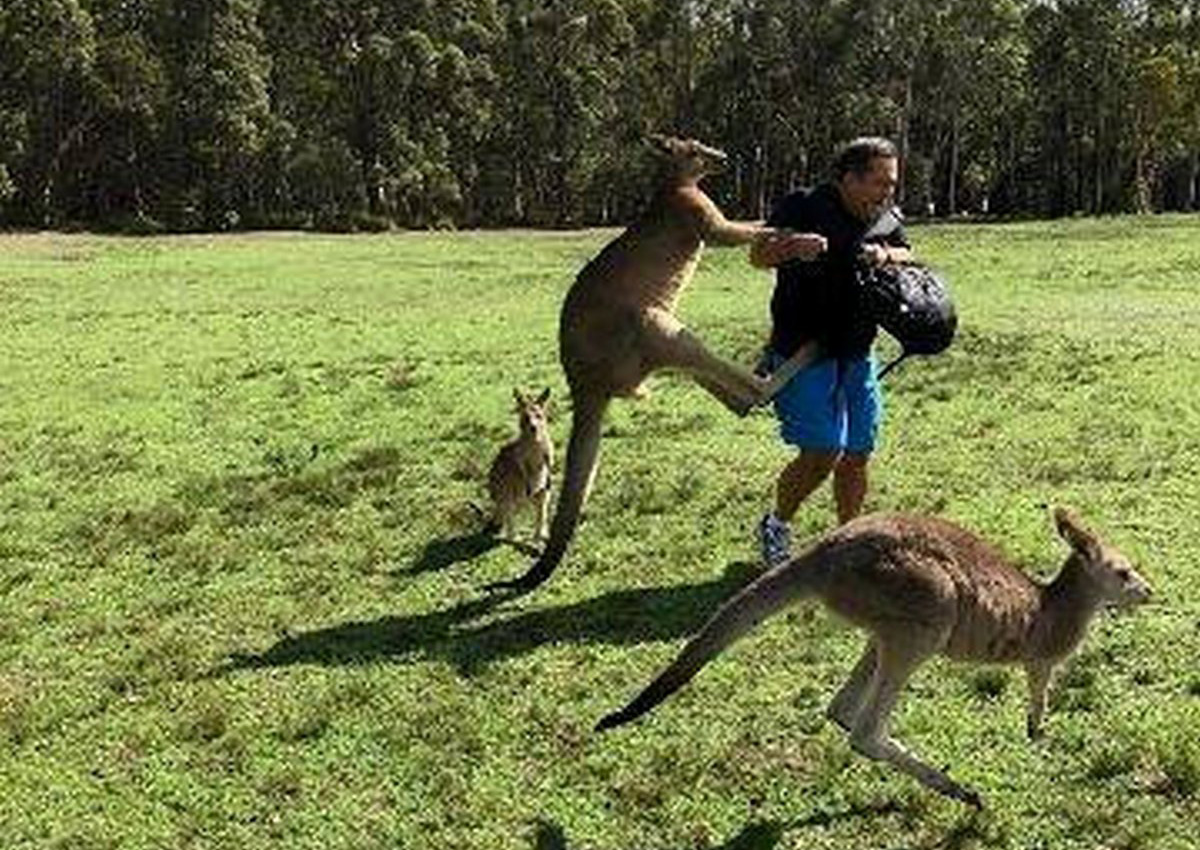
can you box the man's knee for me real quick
[801,449,841,478]
[836,451,871,473]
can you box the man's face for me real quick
[840,156,899,221]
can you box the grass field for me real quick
[1,218,1198,849]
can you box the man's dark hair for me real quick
[832,137,898,178]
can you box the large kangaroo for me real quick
[597,507,1151,806]
[488,136,806,593]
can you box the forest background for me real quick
[3,0,1200,233]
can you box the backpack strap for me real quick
[876,351,910,379]
[856,206,904,253]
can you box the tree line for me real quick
[2,0,1199,232]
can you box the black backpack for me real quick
[853,207,956,377]
[856,261,957,377]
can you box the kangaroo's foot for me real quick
[851,732,984,809]
[758,341,820,402]
[694,373,761,418]
[743,373,774,412]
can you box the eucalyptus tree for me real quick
[914,0,1027,215]
[0,0,96,226]
[155,0,272,228]
[1133,0,1200,209]
[492,0,641,225]
[1025,0,1142,214]
[76,0,168,225]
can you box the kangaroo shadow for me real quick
[530,818,784,850]
[222,561,764,677]
[529,804,915,850]
[404,528,546,577]
[404,528,501,575]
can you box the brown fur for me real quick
[597,507,1152,807]
[489,136,791,592]
[486,388,553,542]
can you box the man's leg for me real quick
[836,354,882,525]
[758,356,840,566]
[758,449,837,566]
[833,452,870,524]
[776,450,839,521]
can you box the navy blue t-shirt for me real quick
[766,183,910,358]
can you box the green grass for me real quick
[0,218,1198,849]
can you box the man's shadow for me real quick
[221,561,764,677]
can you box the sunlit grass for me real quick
[0,219,1198,848]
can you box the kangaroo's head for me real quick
[647,134,729,181]
[1053,507,1152,608]
[513,387,551,436]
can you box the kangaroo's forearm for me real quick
[705,220,768,247]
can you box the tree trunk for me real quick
[1187,149,1199,210]
[897,75,911,208]
[947,110,959,216]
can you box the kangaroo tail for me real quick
[596,552,826,730]
[487,393,609,593]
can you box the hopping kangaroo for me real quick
[597,508,1151,806]
[489,135,797,592]
[485,388,554,542]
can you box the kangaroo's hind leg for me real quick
[639,309,767,415]
[826,640,878,732]
[847,636,983,808]
[533,484,551,544]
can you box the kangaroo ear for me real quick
[536,387,551,405]
[1054,507,1100,558]
[512,387,526,406]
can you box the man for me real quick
[749,137,913,565]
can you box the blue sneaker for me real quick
[757,513,792,567]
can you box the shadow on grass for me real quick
[404,529,501,575]
[529,802,913,849]
[221,561,763,677]
[529,818,785,850]
[404,530,544,576]
[923,809,991,850]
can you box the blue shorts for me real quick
[766,351,882,453]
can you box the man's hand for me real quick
[860,243,911,266]
[750,230,828,268]
[860,243,891,266]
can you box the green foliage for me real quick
[5,1,1200,228]
[1,219,1199,847]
